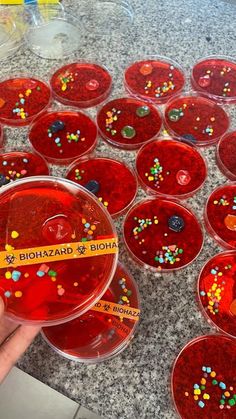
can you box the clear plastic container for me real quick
[123,197,203,272]
[198,250,236,339]
[191,55,236,104]
[0,149,49,188]
[97,97,162,150]
[124,55,185,104]
[23,4,82,59]
[0,123,3,148]
[0,8,23,60]
[0,176,118,326]
[216,131,236,181]
[171,334,236,418]
[135,138,207,199]
[0,75,52,127]
[66,155,138,218]
[77,0,134,35]
[28,109,97,165]
[164,92,230,147]
[50,61,112,108]
[42,261,140,363]
[204,183,236,249]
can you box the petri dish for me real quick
[0,176,118,325]
[216,131,236,181]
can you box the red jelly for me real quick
[136,138,207,198]
[0,77,51,127]
[198,251,236,339]
[172,335,236,418]
[0,150,49,187]
[42,262,140,363]
[29,110,97,165]
[66,156,137,218]
[97,97,162,150]
[123,197,203,271]
[164,93,230,146]
[217,131,236,180]
[0,177,118,325]
[0,123,3,148]
[124,57,185,104]
[205,183,236,249]
[191,56,236,103]
[50,62,112,108]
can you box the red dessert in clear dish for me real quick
[29,110,97,165]
[198,251,236,339]
[0,150,49,187]
[0,123,3,148]
[217,132,236,180]
[42,262,140,363]
[97,97,162,150]
[66,156,137,218]
[0,177,118,325]
[205,183,236,249]
[50,62,112,108]
[136,138,207,198]
[123,197,203,271]
[124,57,185,104]
[164,93,230,146]
[0,77,51,126]
[172,335,236,418]
[191,56,236,103]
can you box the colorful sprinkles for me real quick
[105,108,121,136]
[185,366,236,410]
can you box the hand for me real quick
[0,298,40,383]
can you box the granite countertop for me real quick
[1,0,236,417]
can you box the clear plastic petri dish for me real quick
[135,138,207,199]
[66,155,138,218]
[0,75,52,127]
[216,131,236,181]
[97,97,162,150]
[0,8,24,60]
[124,56,185,104]
[42,261,140,363]
[164,92,230,147]
[28,109,97,165]
[191,55,236,104]
[198,250,236,339]
[0,176,118,326]
[24,4,82,59]
[204,183,236,249]
[123,196,203,272]
[171,334,236,418]
[50,62,112,108]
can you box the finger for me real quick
[0,323,41,383]
[0,298,18,344]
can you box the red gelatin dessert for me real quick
[205,183,236,249]
[123,197,203,271]
[124,57,185,104]
[42,262,140,363]
[164,94,229,146]
[50,62,112,108]
[172,335,236,418]
[29,110,97,165]
[0,77,51,127]
[0,124,3,148]
[136,138,207,198]
[191,57,236,103]
[97,97,162,150]
[0,177,118,325]
[66,156,137,218]
[198,251,236,339]
[217,131,236,180]
[0,150,49,187]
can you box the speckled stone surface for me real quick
[1,0,236,418]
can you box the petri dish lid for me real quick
[24,4,84,59]
[0,176,118,326]
[0,8,23,60]
[78,0,134,35]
